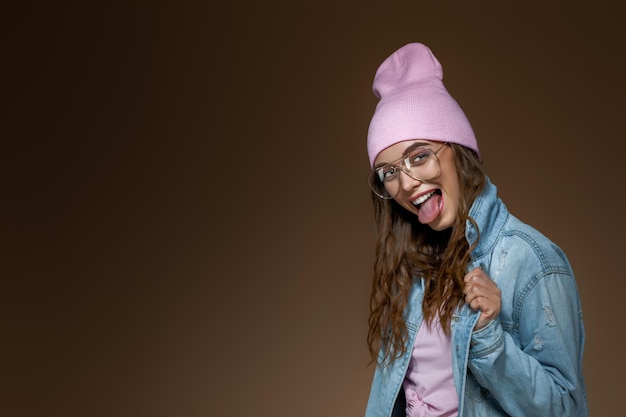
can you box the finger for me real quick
[464,268,483,282]
[464,287,482,305]
[469,296,484,312]
[464,280,487,297]
[469,295,494,314]
[466,284,497,304]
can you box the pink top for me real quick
[402,317,458,417]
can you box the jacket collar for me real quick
[465,177,509,259]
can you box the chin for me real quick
[428,223,448,232]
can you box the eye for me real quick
[377,165,398,182]
[407,148,433,166]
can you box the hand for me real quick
[463,267,502,330]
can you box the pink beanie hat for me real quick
[367,43,479,167]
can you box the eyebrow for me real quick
[374,141,433,169]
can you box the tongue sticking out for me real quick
[417,193,443,224]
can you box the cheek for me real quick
[446,188,460,213]
[442,170,461,205]
[400,200,416,213]
[446,199,459,223]
[391,196,410,211]
[442,181,461,220]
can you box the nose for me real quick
[398,169,421,193]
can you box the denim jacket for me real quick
[365,178,589,417]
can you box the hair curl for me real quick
[367,143,486,365]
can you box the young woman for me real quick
[364,43,589,417]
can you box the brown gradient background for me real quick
[3,2,624,416]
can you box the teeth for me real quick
[412,191,435,206]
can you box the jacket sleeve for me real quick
[467,270,586,417]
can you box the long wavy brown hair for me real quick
[367,143,486,365]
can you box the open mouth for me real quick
[411,189,441,208]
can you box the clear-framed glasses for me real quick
[368,142,448,199]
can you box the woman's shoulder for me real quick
[499,214,573,276]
